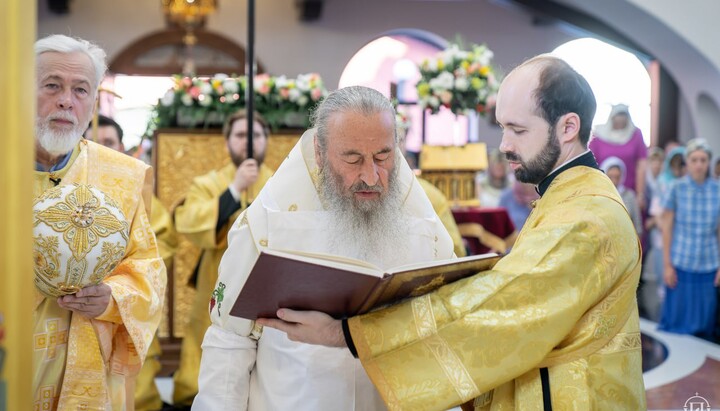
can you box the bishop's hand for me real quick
[257,309,346,348]
[57,283,112,319]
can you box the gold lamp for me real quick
[162,0,218,73]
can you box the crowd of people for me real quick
[28,32,718,411]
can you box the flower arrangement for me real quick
[416,43,499,116]
[149,72,328,132]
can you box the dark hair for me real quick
[95,114,123,143]
[223,110,270,140]
[519,56,597,146]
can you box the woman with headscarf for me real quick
[590,104,648,207]
[659,138,720,339]
[600,156,642,235]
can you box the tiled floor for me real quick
[154,275,720,410]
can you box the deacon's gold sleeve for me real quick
[348,195,640,411]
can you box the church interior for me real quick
[2,0,719,410]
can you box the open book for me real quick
[230,249,501,320]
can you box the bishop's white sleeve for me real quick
[192,325,257,411]
[193,210,263,410]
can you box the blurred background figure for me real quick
[601,156,642,236]
[498,180,538,239]
[590,104,648,209]
[643,147,666,297]
[648,146,686,300]
[713,157,720,179]
[476,148,513,208]
[659,138,719,341]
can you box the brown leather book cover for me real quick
[230,250,501,320]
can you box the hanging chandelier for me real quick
[161,0,218,75]
[162,0,218,45]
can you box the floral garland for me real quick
[416,43,499,116]
[148,73,328,133]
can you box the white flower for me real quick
[430,71,455,91]
[426,59,438,72]
[288,88,302,102]
[455,76,469,91]
[213,73,229,80]
[200,83,213,95]
[429,96,440,108]
[295,74,312,91]
[297,95,309,107]
[275,75,289,88]
[225,93,238,101]
[198,94,212,107]
[223,79,239,94]
[160,90,175,106]
[181,93,193,106]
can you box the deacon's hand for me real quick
[233,159,260,192]
[257,309,345,348]
[57,283,112,318]
[663,265,678,289]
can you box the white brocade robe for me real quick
[193,130,454,411]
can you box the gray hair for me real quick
[685,138,712,159]
[35,35,107,89]
[311,86,396,153]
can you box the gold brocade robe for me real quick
[417,177,467,257]
[135,195,178,411]
[348,166,646,410]
[172,161,273,405]
[33,140,166,411]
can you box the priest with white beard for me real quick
[193,86,455,410]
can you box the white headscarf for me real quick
[600,156,627,194]
[593,104,637,144]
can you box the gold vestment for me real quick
[349,166,646,410]
[33,140,166,411]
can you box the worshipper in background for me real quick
[589,104,648,208]
[172,110,274,407]
[475,148,513,207]
[600,156,642,236]
[84,115,178,411]
[260,55,646,410]
[713,157,720,179]
[649,146,686,298]
[643,147,666,296]
[33,34,165,410]
[659,138,720,340]
[498,180,538,233]
[193,86,455,410]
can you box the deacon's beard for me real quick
[318,160,410,269]
[506,125,561,185]
[36,114,84,156]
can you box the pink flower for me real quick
[280,88,290,99]
[258,84,271,95]
[311,88,323,101]
[189,86,201,99]
[182,77,193,87]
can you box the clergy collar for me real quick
[35,149,73,172]
[536,150,599,197]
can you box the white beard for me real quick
[36,116,84,156]
[318,161,411,270]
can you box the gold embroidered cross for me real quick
[34,319,68,360]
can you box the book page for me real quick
[386,252,499,276]
[263,248,383,277]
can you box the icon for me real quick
[684,393,711,411]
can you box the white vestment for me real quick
[193,129,454,411]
